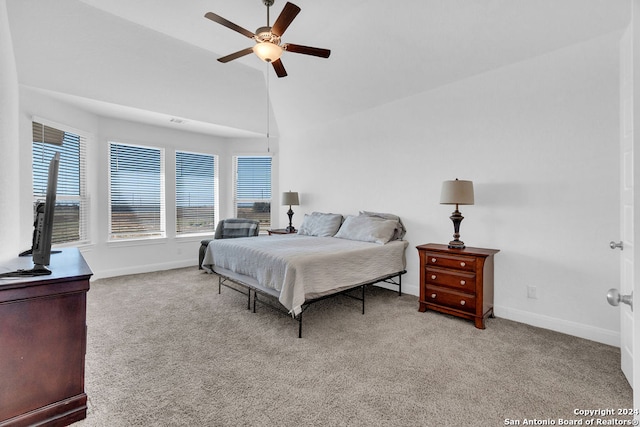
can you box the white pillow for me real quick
[297,212,343,237]
[359,211,406,240]
[334,215,397,244]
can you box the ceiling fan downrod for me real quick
[263,0,275,26]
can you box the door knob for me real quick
[609,241,623,250]
[607,288,633,311]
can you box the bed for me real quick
[201,211,409,337]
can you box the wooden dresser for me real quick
[0,248,92,427]
[417,243,499,329]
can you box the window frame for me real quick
[108,141,166,242]
[233,155,273,231]
[175,150,218,237]
[32,117,90,247]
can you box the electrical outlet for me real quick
[527,286,537,299]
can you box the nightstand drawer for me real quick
[425,267,475,292]
[425,287,476,314]
[425,252,476,272]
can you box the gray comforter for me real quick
[202,234,408,316]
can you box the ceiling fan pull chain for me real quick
[266,63,271,153]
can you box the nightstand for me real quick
[417,243,499,329]
[267,228,296,235]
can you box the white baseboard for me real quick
[495,305,620,347]
[89,260,196,281]
[374,281,419,296]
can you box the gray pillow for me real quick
[334,215,397,244]
[297,212,343,237]
[359,211,407,240]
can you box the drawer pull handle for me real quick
[460,280,466,285]
[431,258,437,263]
[431,275,436,280]
[460,262,466,267]
[431,293,437,299]
[460,300,466,306]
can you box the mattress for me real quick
[202,234,408,315]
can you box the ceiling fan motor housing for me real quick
[255,26,281,44]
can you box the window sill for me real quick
[107,236,168,248]
[175,232,215,240]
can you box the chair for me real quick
[198,218,260,269]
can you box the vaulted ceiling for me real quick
[7,0,631,138]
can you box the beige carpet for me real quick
[74,267,632,426]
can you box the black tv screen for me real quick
[31,152,59,273]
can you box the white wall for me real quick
[278,32,622,345]
[7,0,267,136]
[18,88,273,279]
[0,0,20,263]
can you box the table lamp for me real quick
[440,179,474,249]
[282,191,299,233]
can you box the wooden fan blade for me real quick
[272,59,288,78]
[218,47,254,63]
[271,2,301,37]
[205,12,255,39]
[284,43,331,58]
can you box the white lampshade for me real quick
[440,179,474,205]
[253,42,283,63]
[282,191,299,206]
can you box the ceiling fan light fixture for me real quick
[253,41,283,63]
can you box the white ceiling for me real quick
[7,0,631,137]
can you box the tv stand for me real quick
[0,248,92,427]
[0,264,52,278]
[18,248,61,257]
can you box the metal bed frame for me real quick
[215,270,406,338]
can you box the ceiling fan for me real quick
[205,0,331,78]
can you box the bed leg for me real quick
[253,291,257,313]
[298,312,302,338]
[218,276,221,294]
[399,273,402,297]
[247,289,251,310]
[362,285,365,315]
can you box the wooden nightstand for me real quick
[417,243,499,329]
[267,228,296,235]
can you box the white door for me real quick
[633,0,640,414]
[612,6,639,417]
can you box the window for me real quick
[176,151,217,235]
[109,142,165,240]
[32,120,88,245]
[234,156,272,230]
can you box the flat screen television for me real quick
[31,151,60,273]
[0,152,59,278]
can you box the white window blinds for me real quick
[176,151,216,235]
[109,142,165,240]
[234,156,272,230]
[32,120,89,245]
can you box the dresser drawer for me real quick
[425,267,475,292]
[425,252,476,272]
[425,286,476,314]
